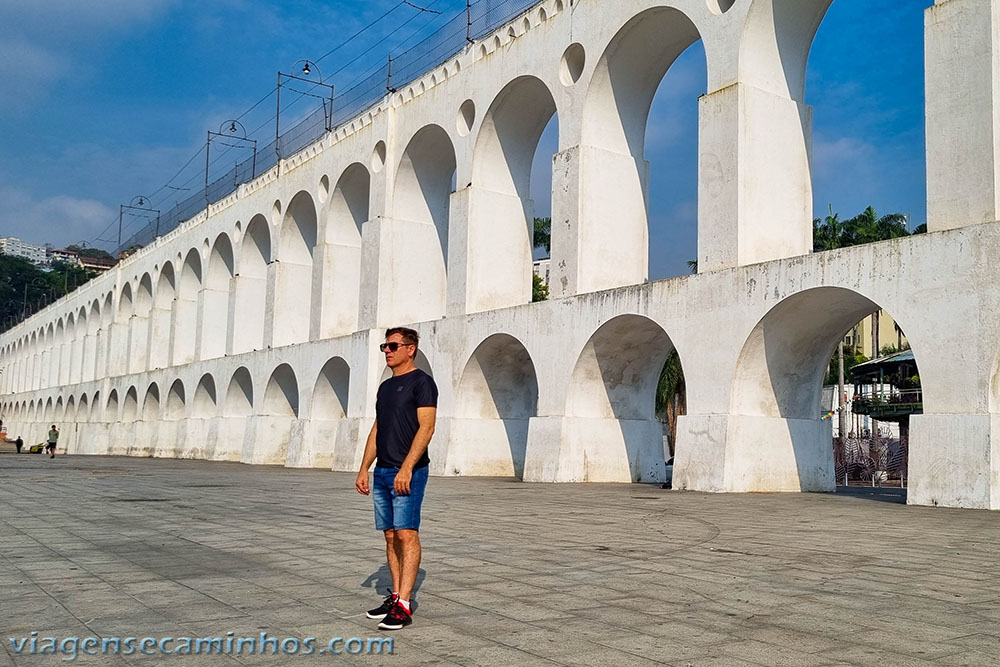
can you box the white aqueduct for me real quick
[2,0,1000,509]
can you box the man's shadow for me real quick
[362,565,426,612]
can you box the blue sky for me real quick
[0,0,932,279]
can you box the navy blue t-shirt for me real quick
[375,368,438,469]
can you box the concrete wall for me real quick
[3,0,1000,510]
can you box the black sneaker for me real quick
[366,590,398,620]
[378,603,412,630]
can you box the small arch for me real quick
[192,373,218,418]
[123,386,139,422]
[105,389,119,423]
[455,334,538,478]
[263,364,299,417]
[313,358,350,419]
[565,315,677,482]
[142,383,161,421]
[165,379,186,420]
[224,367,254,417]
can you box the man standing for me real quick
[356,327,437,631]
[46,425,59,458]
[14,436,23,454]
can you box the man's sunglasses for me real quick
[379,342,414,352]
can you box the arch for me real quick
[142,383,160,421]
[130,274,154,373]
[192,373,218,418]
[234,214,270,353]
[54,396,65,423]
[327,164,369,243]
[79,394,90,422]
[741,0,834,105]
[274,191,318,346]
[319,164,369,336]
[165,379,186,420]
[65,395,76,424]
[471,76,558,310]
[263,363,299,417]
[89,391,99,421]
[455,334,538,477]
[173,249,202,364]
[380,348,435,383]
[224,367,254,418]
[202,234,235,360]
[313,357,350,419]
[149,262,176,370]
[117,283,134,320]
[105,389,119,423]
[123,386,139,422]
[391,124,456,323]
[579,8,704,288]
[730,287,920,493]
[565,315,676,482]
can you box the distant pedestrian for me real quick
[46,425,59,458]
[15,436,22,454]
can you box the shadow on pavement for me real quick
[835,485,907,504]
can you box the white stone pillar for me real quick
[447,185,533,315]
[198,284,230,360]
[698,84,813,271]
[128,314,149,375]
[926,0,1000,230]
[358,217,447,329]
[313,241,361,339]
[148,303,173,369]
[548,145,648,298]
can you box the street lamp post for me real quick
[275,59,335,167]
[118,196,159,254]
[205,120,257,206]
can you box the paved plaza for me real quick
[2,452,1000,666]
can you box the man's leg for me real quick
[393,529,421,601]
[383,529,401,593]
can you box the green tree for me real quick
[686,259,698,274]
[823,345,868,385]
[0,256,99,332]
[533,217,551,254]
[655,349,686,456]
[65,244,115,261]
[532,272,549,302]
[813,205,911,251]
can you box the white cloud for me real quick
[0,186,116,248]
[811,136,877,180]
[0,37,69,109]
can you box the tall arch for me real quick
[130,274,153,373]
[578,8,703,289]
[274,192,318,347]
[563,315,676,482]
[471,76,558,311]
[234,214,270,353]
[173,250,202,364]
[455,334,538,477]
[202,233,234,360]
[391,124,456,323]
[319,164,369,336]
[150,263,176,370]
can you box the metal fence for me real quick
[115,0,541,255]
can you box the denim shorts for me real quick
[372,466,429,531]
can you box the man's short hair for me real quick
[385,327,419,351]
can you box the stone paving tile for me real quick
[4,454,1000,666]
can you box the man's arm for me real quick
[394,407,436,494]
[355,421,378,495]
